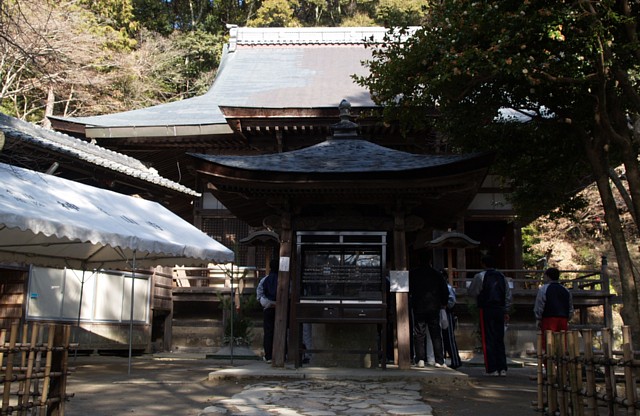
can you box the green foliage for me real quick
[340,12,375,27]
[358,1,639,222]
[575,245,599,269]
[521,224,545,269]
[218,293,259,346]
[133,0,217,33]
[249,0,301,27]
[173,30,224,96]
[77,0,139,50]
[374,0,427,27]
[132,0,175,35]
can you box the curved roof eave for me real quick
[48,93,232,138]
[188,139,494,176]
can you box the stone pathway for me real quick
[199,379,432,415]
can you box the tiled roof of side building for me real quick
[0,113,199,196]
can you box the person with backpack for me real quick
[409,253,450,368]
[257,258,279,363]
[468,255,512,376]
[534,267,573,350]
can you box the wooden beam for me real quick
[394,209,411,369]
[272,213,292,367]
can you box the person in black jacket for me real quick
[257,258,279,363]
[409,253,450,368]
[468,255,512,376]
[534,267,573,350]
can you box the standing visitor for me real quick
[534,267,573,348]
[409,253,449,368]
[468,255,512,376]
[257,258,279,363]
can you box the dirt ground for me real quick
[62,354,540,416]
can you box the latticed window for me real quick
[201,217,248,264]
[200,217,270,271]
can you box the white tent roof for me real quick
[0,162,234,269]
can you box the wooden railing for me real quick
[446,267,607,295]
[172,263,260,306]
[171,262,614,327]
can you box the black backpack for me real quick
[478,270,506,308]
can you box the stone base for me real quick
[207,345,260,360]
[308,324,381,368]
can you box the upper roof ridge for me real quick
[227,26,409,49]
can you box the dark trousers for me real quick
[263,307,276,360]
[413,310,444,365]
[479,307,507,373]
[442,309,461,368]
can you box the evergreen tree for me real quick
[358,1,640,345]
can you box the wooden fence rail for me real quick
[0,322,74,416]
[536,326,639,415]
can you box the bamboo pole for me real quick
[547,330,558,415]
[574,330,585,415]
[536,330,545,414]
[583,329,598,416]
[31,325,44,416]
[568,330,585,415]
[3,322,19,411]
[38,325,55,416]
[621,326,636,416]
[557,331,569,416]
[56,324,71,416]
[602,328,616,416]
[17,323,29,411]
[0,329,7,377]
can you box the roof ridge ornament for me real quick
[330,99,359,139]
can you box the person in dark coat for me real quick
[534,267,573,350]
[409,254,450,368]
[256,258,279,363]
[468,255,512,376]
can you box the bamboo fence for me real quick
[536,326,640,415]
[0,322,74,416]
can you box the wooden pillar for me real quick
[272,213,292,367]
[455,219,466,286]
[601,256,613,329]
[394,210,411,369]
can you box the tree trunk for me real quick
[585,142,640,347]
[618,139,640,234]
[42,85,54,129]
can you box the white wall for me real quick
[26,266,150,324]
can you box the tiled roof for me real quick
[190,138,481,173]
[0,113,199,196]
[50,26,410,137]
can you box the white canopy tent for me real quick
[0,162,234,371]
[0,162,233,269]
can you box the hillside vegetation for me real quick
[528,169,639,301]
